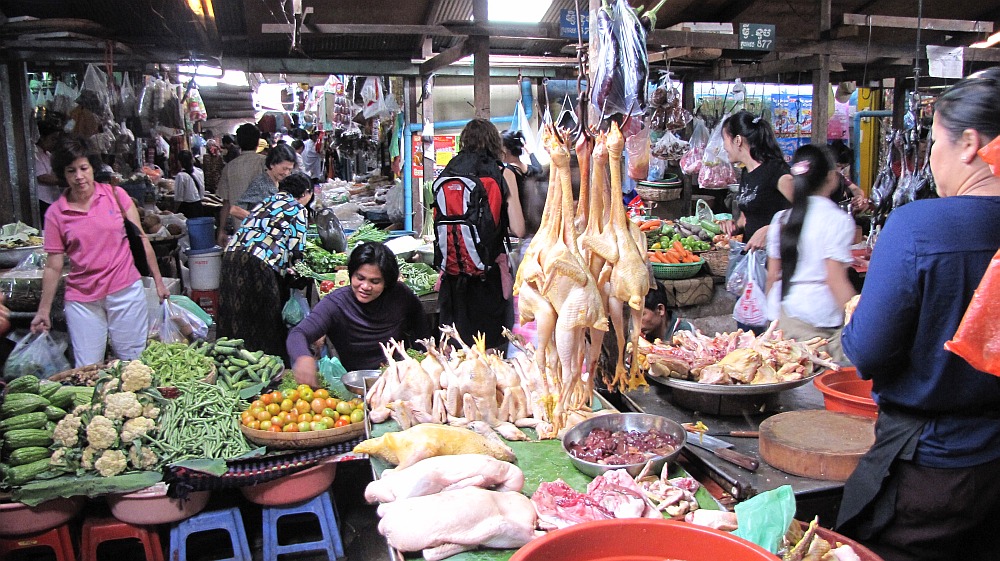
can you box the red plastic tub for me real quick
[239,459,337,506]
[814,368,878,419]
[509,518,775,561]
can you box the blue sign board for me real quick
[559,9,590,41]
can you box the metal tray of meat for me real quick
[648,368,823,396]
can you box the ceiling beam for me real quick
[690,54,844,82]
[217,57,565,78]
[842,13,993,33]
[419,37,473,75]
[259,22,556,40]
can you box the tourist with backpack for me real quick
[433,119,526,349]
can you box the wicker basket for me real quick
[651,258,705,280]
[636,185,681,202]
[703,249,730,276]
[240,421,365,450]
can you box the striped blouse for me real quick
[226,192,307,272]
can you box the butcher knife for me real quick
[685,432,760,471]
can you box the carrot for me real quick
[684,254,700,263]
[672,241,685,253]
[666,253,680,264]
[640,220,661,232]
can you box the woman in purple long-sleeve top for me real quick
[288,242,429,386]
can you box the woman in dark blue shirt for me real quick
[837,69,1000,561]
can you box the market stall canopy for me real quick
[1,1,999,82]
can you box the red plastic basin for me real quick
[509,518,775,561]
[814,368,878,419]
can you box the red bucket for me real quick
[814,367,878,419]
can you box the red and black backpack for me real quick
[431,151,509,276]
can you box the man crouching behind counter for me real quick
[287,242,429,387]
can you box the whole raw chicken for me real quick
[364,454,524,503]
[377,487,542,561]
[353,423,517,468]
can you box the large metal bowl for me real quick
[0,245,42,269]
[343,369,380,396]
[561,413,687,478]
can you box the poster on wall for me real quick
[412,135,459,179]
[771,94,812,137]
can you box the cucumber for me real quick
[44,406,68,421]
[5,375,40,395]
[37,380,62,401]
[0,394,50,418]
[699,219,722,235]
[0,412,49,433]
[5,458,52,486]
[3,428,53,450]
[8,446,51,467]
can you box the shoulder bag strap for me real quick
[109,184,146,239]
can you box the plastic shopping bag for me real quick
[282,289,309,327]
[3,332,71,380]
[945,248,1000,376]
[626,127,650,180]
[679,118,709,175]
[699,117,738,189]
[733,249,768,326]
[159,300,208,343]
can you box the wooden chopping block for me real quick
[758,410,875,481]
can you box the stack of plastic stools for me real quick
[168,507,251,561]
[80,516,163,561]
[261,492,344,561]
[0,524,74,561]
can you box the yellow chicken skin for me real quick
[354,424,517,469]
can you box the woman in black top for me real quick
[719,111,793,250]
[500,130,544,237]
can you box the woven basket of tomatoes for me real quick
[239,385,366,449]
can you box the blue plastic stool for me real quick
[261,491,343,561]
[168,506,252,561]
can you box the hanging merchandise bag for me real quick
[513,100,537,166]
[118,72,139,119]
[680,118,709,176]
[52,80,78,116]
[185,85,208,122]
[282,289,309,327]
[733,249,768,326]
[361,77,389,119]
[591,0,648,117]
[698,117,738,189]
[625,127,651,180]
[3,332,71,380]
[944,248,1000,376]
[78,64,113,121]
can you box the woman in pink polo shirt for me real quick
[31,136,170,366]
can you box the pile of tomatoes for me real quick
[240,384,365,433]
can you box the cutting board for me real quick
[758,410,875,481]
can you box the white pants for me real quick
[64,280,149,367]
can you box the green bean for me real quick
[153,380,251,463]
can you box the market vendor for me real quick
[640,283,693,344]
[216,172,313,361]
[31,136,171,367]
[836,69,1000,561]
[287,241,429,386]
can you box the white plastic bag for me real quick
[361,77,389,119]
[699,117,738,189]
[733,249,768,326]
[3,332,70,380]
[159,300,208,343]
[680,118,709,175]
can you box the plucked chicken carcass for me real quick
[353,423,517,468]
[364,454,524,503]
[365,340,438,428]
[377,487,542,561]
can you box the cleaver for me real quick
[685,431,760,471]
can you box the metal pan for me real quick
[342,369,380,396]
[648,368,822,396]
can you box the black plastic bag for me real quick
[591,0,648,117]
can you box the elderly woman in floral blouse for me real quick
[216,172,313,360]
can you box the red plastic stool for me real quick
[0,523,74,561]
[79,516,163,561]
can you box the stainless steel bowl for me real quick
[561,413,687,478]
[0,245,43,269]
[342,369,380,396]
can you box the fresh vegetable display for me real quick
[648,241,702,264]
[303,242,348,273]
[140,341,214,387]
[347,222,389,245]
[0,375,95,487]
[42,362,166,480]
[190,337,283,395]
[240,385,365,434]
[150,380,252,461]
